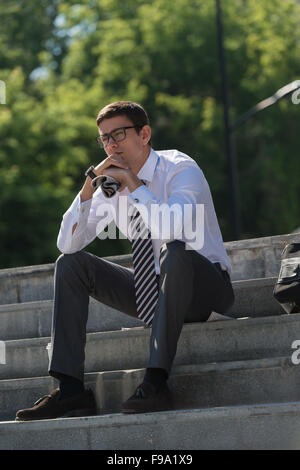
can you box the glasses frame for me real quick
[96,125,143,149]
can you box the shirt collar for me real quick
[137,148,158,184]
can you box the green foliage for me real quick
[0,0,300,268]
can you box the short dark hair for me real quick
[96,101,151,145]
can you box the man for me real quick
[16,101,234,421]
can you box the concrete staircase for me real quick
[1,233,300,450]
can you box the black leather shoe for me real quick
[15,388,97,421]
[121,382,173,414]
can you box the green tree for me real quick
[0,0,300,268]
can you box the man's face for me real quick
[98,115,151,165]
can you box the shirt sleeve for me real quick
[128,163,205,241]
[57,189,114,253]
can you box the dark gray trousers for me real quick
[48,240,234,383]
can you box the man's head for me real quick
[96,101,150,131]
[96,101,151,170]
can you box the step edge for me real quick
[4,313,300,347]
[1,400,300,429]
[0,355,294,390]
[0,276,280,312]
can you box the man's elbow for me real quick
[56,237,78,255]
[57,242,74,255]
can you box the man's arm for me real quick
[71,176,94,235]
[57,188,115,253]
[71,155,131,235]
[80,176,95,203]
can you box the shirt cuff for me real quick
[128,185,158,206]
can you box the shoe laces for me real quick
[133,383,155,399]
[133,384,147,399]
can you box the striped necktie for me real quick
[129,207,159,326]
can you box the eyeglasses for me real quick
[96,125,142,149]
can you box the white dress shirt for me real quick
[57,148,232,275]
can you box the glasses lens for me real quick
[111,128,126,142]
[96,127,128,149]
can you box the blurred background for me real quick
[0,0,299,269]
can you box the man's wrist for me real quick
[80,176,95,202]
[85,165,97,180]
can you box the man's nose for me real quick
[106,136,118,148]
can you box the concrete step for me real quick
[0,356,299,422]
[226,232,300,281]
[1,233,299,305]
[0,313,299,380]
[0,298,143,341]
[0,277,283,341]
[1,400,300,449]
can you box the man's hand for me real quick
[97,154,143,193]
[94,154,129,176]
[80,153,142,205]
[101,165,142,193]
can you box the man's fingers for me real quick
[107,156,129,168]
[108,159,129,169]
[95,157,129,174]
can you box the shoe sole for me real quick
[15,408,97,422]
[62,407,98,418]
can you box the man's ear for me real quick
[141,125,151,146]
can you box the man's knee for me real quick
[55,251,87,273]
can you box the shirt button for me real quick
[134,198,139,203]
